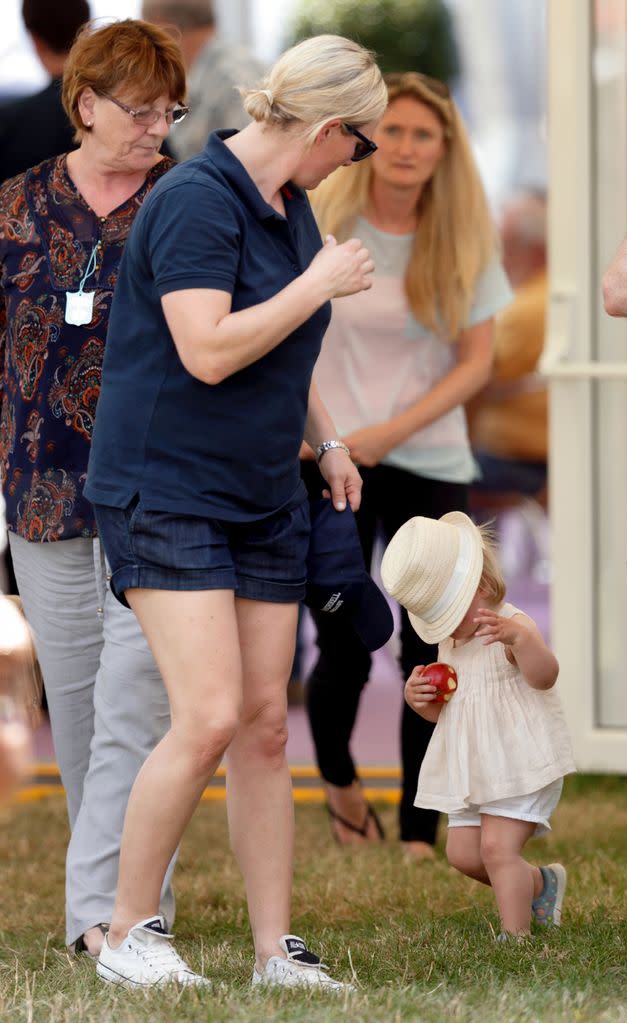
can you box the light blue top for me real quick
[314,218,513,483]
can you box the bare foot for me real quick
[325,781,384,845]
[402,840,436,861]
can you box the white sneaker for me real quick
[251,935,354,991]
[96,915,210,989]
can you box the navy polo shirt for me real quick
[85,131,331,521]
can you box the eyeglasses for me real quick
[343,123,378,162]
[101,94,189,126]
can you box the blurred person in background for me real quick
[284,0,460,708]
[468,191,548,581]
[0,598,33,804]
[0,493,32,805]
[0,0,91,183]
[303,71,511,856]
[469,191,548,496]
[0,18,185,958]
[142,0,265,161]
[449,0,546,209]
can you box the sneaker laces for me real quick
[275,935,344,984]
[138,938,190,975]
[279,958,332,979]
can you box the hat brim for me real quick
[350,576,395,651]
[407,512,484,644]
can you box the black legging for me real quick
[302,460,468,844]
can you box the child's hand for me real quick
[475,607,559,689]
[474,608,527,647]
[404,666,439,712]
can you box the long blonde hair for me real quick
[310,71,496,340]
[240,35,387,147]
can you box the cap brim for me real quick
[350,576,395,652]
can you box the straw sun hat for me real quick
[380,511,484,644]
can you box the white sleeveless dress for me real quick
[415,603,576,813]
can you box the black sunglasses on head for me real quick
[343,123,378,162]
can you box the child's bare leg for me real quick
[480,815,543,934]
[446,826,490,884]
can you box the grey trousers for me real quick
[9,533,175,945]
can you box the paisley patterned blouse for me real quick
[0,154,174,541]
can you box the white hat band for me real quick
[418,527,474,624]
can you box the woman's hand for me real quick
[307,235,374,299]
[344,422,396,467]
[404,666,442,721]
[318,448,362,512]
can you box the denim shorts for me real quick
[94,494,310,608]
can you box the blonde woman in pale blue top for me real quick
[302,71,512,856]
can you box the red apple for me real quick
[419,662,458,703]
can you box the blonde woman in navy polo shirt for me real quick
[85,35,387,989]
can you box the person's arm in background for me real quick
[603,234,627,316]
[465,275,546,433]
[339,317,494,467]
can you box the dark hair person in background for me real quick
[0,18,185,960]
[0,0,91,183]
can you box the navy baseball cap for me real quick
[304,498,394,652]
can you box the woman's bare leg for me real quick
[225,598,297,971]
[107,588,242,946]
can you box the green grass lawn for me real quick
[1,774,625,1022]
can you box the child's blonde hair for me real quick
[476,523,506,604]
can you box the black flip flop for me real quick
[327,803,385,843]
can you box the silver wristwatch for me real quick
[315,439,351,464]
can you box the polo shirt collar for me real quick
[205,130,308,225]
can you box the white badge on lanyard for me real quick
[65,242,99,326]
[65,290,95,325]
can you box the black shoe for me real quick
[327,803,385,844]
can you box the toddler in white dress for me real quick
[381,511,576,939]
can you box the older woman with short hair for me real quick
[0,18,186,958]
[86,33,387,989]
